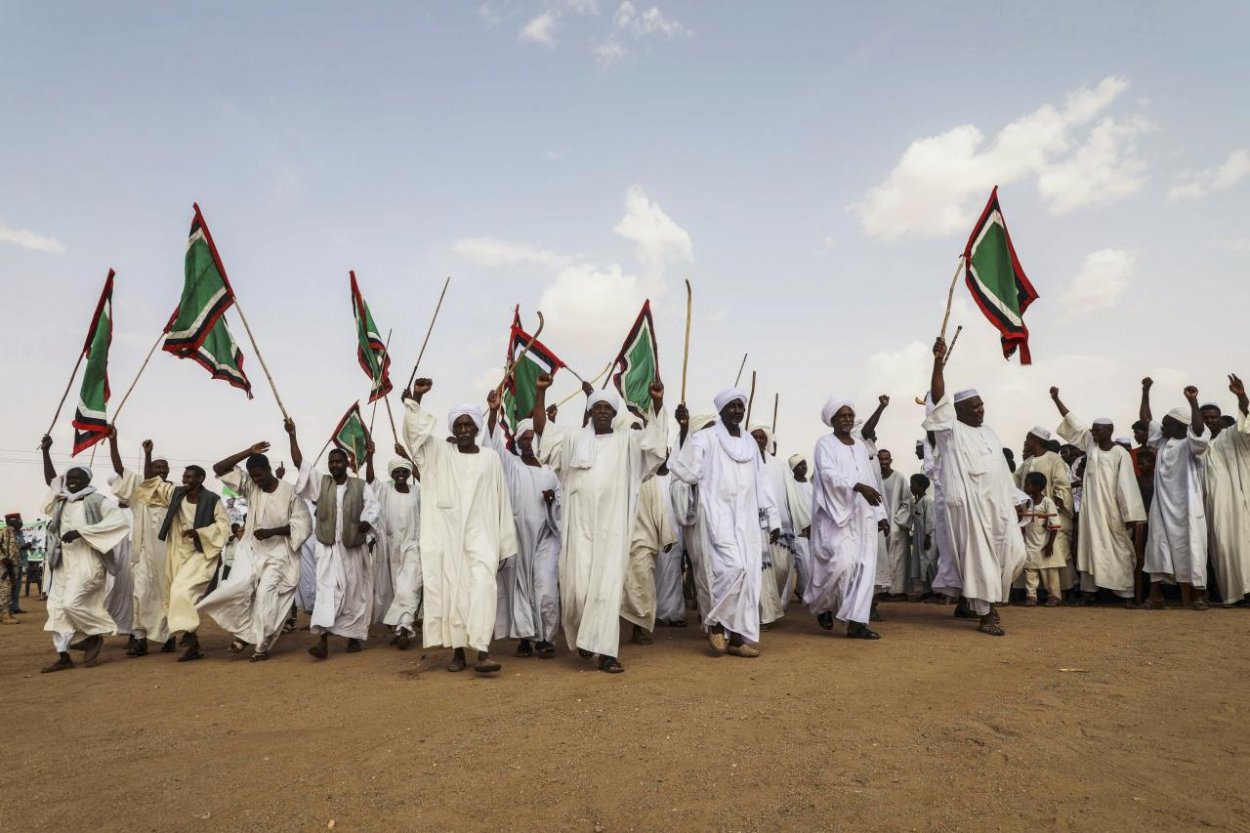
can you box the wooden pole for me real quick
[939,256,965,342]
[943,324,964,367]
[494,312,545,401]
[734,353,748,387]
[407,276,450,390]
[111,330,166,425]
[744,370,757,426]
[231,299,290,421]
[382,395,399,444]
[771,393,779,433]
[368,329,394,434]
[556,360,613,408]
[680,278,692,405]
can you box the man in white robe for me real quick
[532,375,668,674]
[198,439,312,660]
[403,381,517,674]
[621,468,677,644]
[785,455,814,600]
[106,429,173,656]
[670,389,779,657]
[921,337,1026,636]
[653,464,686,627]
[751,425,793,625]
[1140,379,1211,609]
[1198,375,1250,605]
[1013,425,1076,598]
[38,436,130,672]
[875,448,911,598]
[367,448,421,631]
[288,419,381,658]
[803,396,888,639]
[1049,390,1146,604]
[483,403,561,658]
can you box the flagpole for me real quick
[111,330,166,425]
[231,299,290,421]
[556,360,613,408]
[43,269,116,444]
[734,353,748,387]
[407,276,450,390]
[680,278,692,405]
[382,395,399,445]
[494,312,544,401]
[744,370,757,427]
[771,393,779,434]
[939,256,965,342]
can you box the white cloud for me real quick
[595,39,627,65]
[1058,248,1136,317]
[0,219,66,254]
[851,76,1151,241]
[451,237,574,269]
[614,2,687,37]
[537,262,642,349]
[612,184,693,278]
[1168,149,1250,201]
[518,9,559,47]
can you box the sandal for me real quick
[1044,597,1061,607]
[598,656,625,674]
[515,640,533,658]
[577,648,594,659]
[446,654,467,672]
[536,641,556,659]
[1192,599,1209,611]
[1024,597,1038,607]
[396,632,412,650]
[228,639,247,654]
[177,647,205,662]
[249,651,269,662]
[474,657,502,674]
[847,623,880,640]
[1143,599,1166,610]
[976,622,1005,637]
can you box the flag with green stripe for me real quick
[963,187,1040,364]
[71,270,114,456]
[350,271,392,402]
[609,300,659,414]
[331,401,369,471]
[501,307,564,432]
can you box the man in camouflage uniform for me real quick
[0,515,22,624]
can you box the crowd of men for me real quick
[19,335,1249,675]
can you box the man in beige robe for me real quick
[1014,425,1075,598]
[621,467,677,644]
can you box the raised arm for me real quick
[1049,386,1069,418]
[930,337,948,403]
[861,395,889,442]
[674,403,690,448]
[214,441,270,478]
[531,373,558,436]
[486,388,501,437]
[142,439,156,480]
[1184,386,1202,433]
[364,438,376,484]
[40,435,56,485]
[1230,373,1248,417]
[1139,377,1153,424]
[285,418,303,471]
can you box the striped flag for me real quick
[609,300,659,414]
[501,307,564,432]
[350,271,392,402]
[963,187,1040,364]
[331,402,369,471]
[71,270,115,455]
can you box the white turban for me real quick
[821,395,855,428]
[514,418,535,437]
[388,458,411,477]
[713,387,748,413]
[1028,426,1052,441]
[1092,417,1113,427]
[749,423,775,454]
[954,388,980,403]
[788,454,807,471]
[1165,406,1191,426]
[585,388,621,414]
[447,404,484,434]
[1114,436,1132,445]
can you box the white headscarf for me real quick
[788,453,807,471]
[1164,406,1191,426]
[447,404,484,435]
[514,418,535,438]
[387,458,411,477]
[820,395,855,428]
[57,465,98,501]
[1092,417,1113,427]
[585,389,621,414]
[713,387,747,413]
[748,423,775,455]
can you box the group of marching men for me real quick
[30,335,1250,673]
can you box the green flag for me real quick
[963,187,1039,364]
[331,402,369,471]
[500,307,564,432]
[71,270,114,456]
[350,271,392,402]
[609,300,659,414]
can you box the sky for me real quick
[1,1,1248,514]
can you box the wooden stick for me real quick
[556,360,613,408]
[382,394,399,444]
[231,299,290,421]
[368,329,394,434]
[744,370,757,427]
[771,393,779,433]
[43,350,86,443]
[407,276,451,390]
[939,256,965,342]
[734,353,748,387]
[942,325,964,368]
[494,312,545,400]
[680,278,692,405]
[112,330,166,424]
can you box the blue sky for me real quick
[2,2,1248,511]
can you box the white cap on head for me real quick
[953,389,980,403]
[1165,406,1191,426]
[447,404,484,434]
[67,464,93,481]
[514,418,535,437]
[387,458,411,477]
[1092,417,1113,427]
[1028,426,1052,441]
[820,395,855,428]
[585,388,621,414]
[787,454,807,471]
[713,387,748,413]
[1114,436,1131,445]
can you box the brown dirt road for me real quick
[4,598,1248,833]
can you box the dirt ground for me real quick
[4,596,1249,833]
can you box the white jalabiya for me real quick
[785,474,814,599]
[1013,449,1076,591]
[484,426,561,643]
[621,474,677,632]
[541,410,668,657]
[110,469,170,642]
[876,469,911,594]
[919,423,958,596]
[653,473,686,623]
[295,500,317,612]
[43,478,130,647]
[296,465,381,641]
[760,453,797,616]
[670,421,778,644]
[103,509,135,635]
[1144,420,1210,586]
[922,394,1026,612]
[198,468,312,651]
[376,477,423,636]
[370,476,421,624]
[804,434,886,624]
[1205,413,1250,603]
[1057,415,1146,596]
[404,401,517,653]
[669,476,712,623]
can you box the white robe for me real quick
[670,422,778,644]
[485,426,561,643]
[103,509,135,635]
[804,434,886,624]
[541,411,668,657]
[621,474,677,632]
[785,475,814,599]
[1057,415,1146,595]
[1144,421,1209,586]
[1204,414,1250,603]
[760,454,796,618]
[295,499,317,613]
[670,476,712,624]
[875,469,911,595]
[297,466,381,641]
[370,479,421,624]
[922,394,1026,607]
[404,401,517,653]
[921,427,959,596]
[43,481,130,644]
[198,468,312,651]
[376,480,423,635]
[110,469,169,642]
[654,473,686,623]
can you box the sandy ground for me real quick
[4,595,1249,833]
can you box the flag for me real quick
[350,271,392,402]
[609,300,659,414]
[501,307,565,431]
[963,187,1040,364]
[71,270,114,456]
[331,401,369,471]
[163,204,253,396]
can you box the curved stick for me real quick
[744,370,757,427]
[494,311,545,403]
[556,360,613,408]
[939,256,965,342]
[680,278,692,405]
